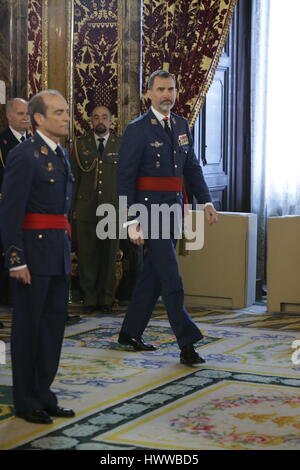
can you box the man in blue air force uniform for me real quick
[118,70,218,365]
[0,90,75,424]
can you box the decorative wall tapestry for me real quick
[142,0,237,126]
[73,0,123,136]
[27,0,44,98]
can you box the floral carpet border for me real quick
[14,369,300,450]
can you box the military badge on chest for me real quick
[178,134,189,146]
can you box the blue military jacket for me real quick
[0,132,73,275]
[118,108,211,210]
[0,127,27,190]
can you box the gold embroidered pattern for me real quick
[10,252,21,265]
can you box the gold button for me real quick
[144,197,148,201]
[38,234,43,239]
[65,230,68,235]
[157,154,160,157]
[99,170,102,174]
[174,150,177,154]
[174,164,178,168]
[50,178,55,183]
[98,191,102,194]
[66,196,69,200]
[99,180,102,184]
[100,160,103,164]
[176,192,179,196]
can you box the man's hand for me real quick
[128,223,144,246]
[10,267,31,285]
[204,205,218,225]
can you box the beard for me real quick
[159,100,174,113]
[94,123,107,135]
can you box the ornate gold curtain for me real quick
[142,0,237,126]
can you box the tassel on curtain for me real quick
[142,0,237,126]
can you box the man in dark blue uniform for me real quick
[0,98,30,307]
[118,70,218,365]
[0,90,75,424]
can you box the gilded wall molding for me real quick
[41,0,48,90]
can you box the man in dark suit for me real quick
[0,90,75,424]
[0,98,30,306]
[72,106,121,313]
[118,70,218,365]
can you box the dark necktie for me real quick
[98,138,105,155]
[55,145,66,169]
[20,135,25,142]
[162,117,172,139]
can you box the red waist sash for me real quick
[136,177,188,205]
[22,213,71,237]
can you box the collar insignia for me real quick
[41,145,48,155]
[151,119,158,125]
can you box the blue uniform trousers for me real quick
[121,238,203,349]
[11,274,68,413]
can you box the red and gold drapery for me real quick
[27,0,123,136]
[73,0,123,136]
[142,0,237,126]
[27,0,43,98]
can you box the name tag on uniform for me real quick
[178,134,189,146]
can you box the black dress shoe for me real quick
[16,409,53,424]
[44,406,75,418]
[180,344,206,366]
[66,314,82,325]
[118,331,157,351]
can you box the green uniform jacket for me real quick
[71,132,121,307]
[72,132,121,222]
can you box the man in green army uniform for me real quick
[72,106,121,314]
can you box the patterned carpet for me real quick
[0,302,300,450]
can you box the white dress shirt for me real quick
[9,126,27,143]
